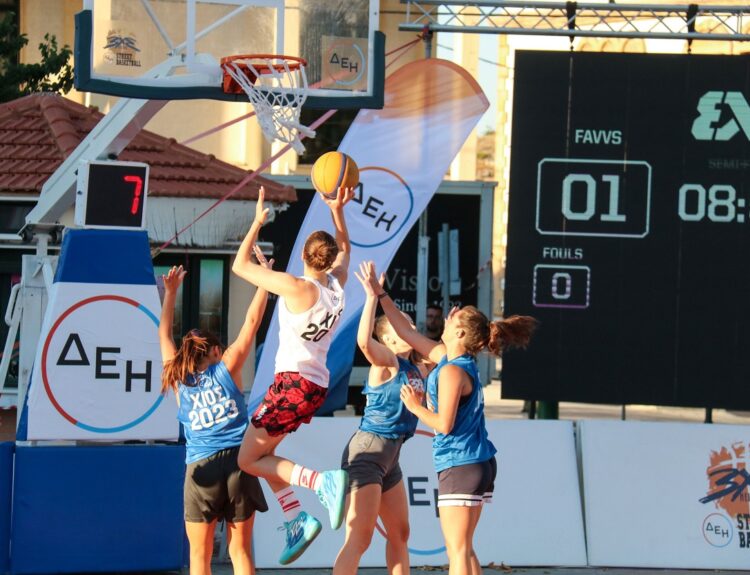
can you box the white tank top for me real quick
[274,274,345,387]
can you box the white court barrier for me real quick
[252,418,586,568]
[580,420,750,569]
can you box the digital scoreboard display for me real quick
[504,51,750,409]
[75,161,149,229]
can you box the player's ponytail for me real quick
[303,230,338,271]
[487,315,538,355]
[161,329,222,394]
[457,306,537,356]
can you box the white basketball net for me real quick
[222,57,315,154]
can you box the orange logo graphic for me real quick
[700,442,750,517]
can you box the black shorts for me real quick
[184,445,268,523]
[341,430,405,493]
[437,457,497,508]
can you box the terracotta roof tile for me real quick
[0,93,296,203]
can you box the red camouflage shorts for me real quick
[251,372,328,436]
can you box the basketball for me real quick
[311,151,359,200]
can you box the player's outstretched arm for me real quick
[158,265,185,363]
[232,186,309,299]
[354,264,398,369]
[319,186,355,287]
[361,261,446,364]
[223,247,274,389]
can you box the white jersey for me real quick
[274,274,345,387]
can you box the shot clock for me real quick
[504,50,750,410]
[75,161,149,229]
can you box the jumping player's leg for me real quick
[226,516,255,575]
[379,480,410,575]
[185,520,217,575]
[237,425,291,483]
[332,483,382,575]
[240,375,348,530]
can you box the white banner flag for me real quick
[250,59,489,409]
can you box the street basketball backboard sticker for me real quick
[75,0,384,109]
[24,230,178,441]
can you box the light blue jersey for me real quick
[177,361,248,464]
[427,354,497,473]
[359,356,424,440]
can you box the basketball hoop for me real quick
[221,54,315,154]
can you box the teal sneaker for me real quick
[278,511,322,565]
[316,469,348,530]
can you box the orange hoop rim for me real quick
[221,54,307,73]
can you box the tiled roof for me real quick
[0,93,296,203]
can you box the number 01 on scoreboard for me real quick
[75,161,149,230]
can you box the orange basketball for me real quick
[311,151,359,200]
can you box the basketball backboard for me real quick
[75,0,384,109]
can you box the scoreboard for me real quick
[504,51,750,409]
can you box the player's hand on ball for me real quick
[163,265,186,293]
[319,186,355,209]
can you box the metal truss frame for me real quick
[400,1,750,41]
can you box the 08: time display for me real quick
[678,183,748,223]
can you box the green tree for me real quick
[0,13,73,102]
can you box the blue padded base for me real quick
[11,444,185,574]
[0,442,13,574]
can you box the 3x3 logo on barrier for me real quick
[699,441,750,549]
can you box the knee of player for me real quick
[227,537,251,558]
[386,522,410,544]
[443,538,471,557]
[346,525,376,553]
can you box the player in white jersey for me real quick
[232,185,353,565]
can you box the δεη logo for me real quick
[692,91,750,141]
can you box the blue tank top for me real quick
[177,361,249,464]
[427,354,497,472]
[359,357,424,440]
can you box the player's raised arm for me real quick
[361,261,446,364]
[354,263,398,369]
[318,186,355,287]
[223,247,274,389]
[158,265,186,364]
[232,186,314,305]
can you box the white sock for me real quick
[274,487,302,522]
[290,464,323,491]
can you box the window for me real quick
[153,254,229,345]
[0,200,33,238]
